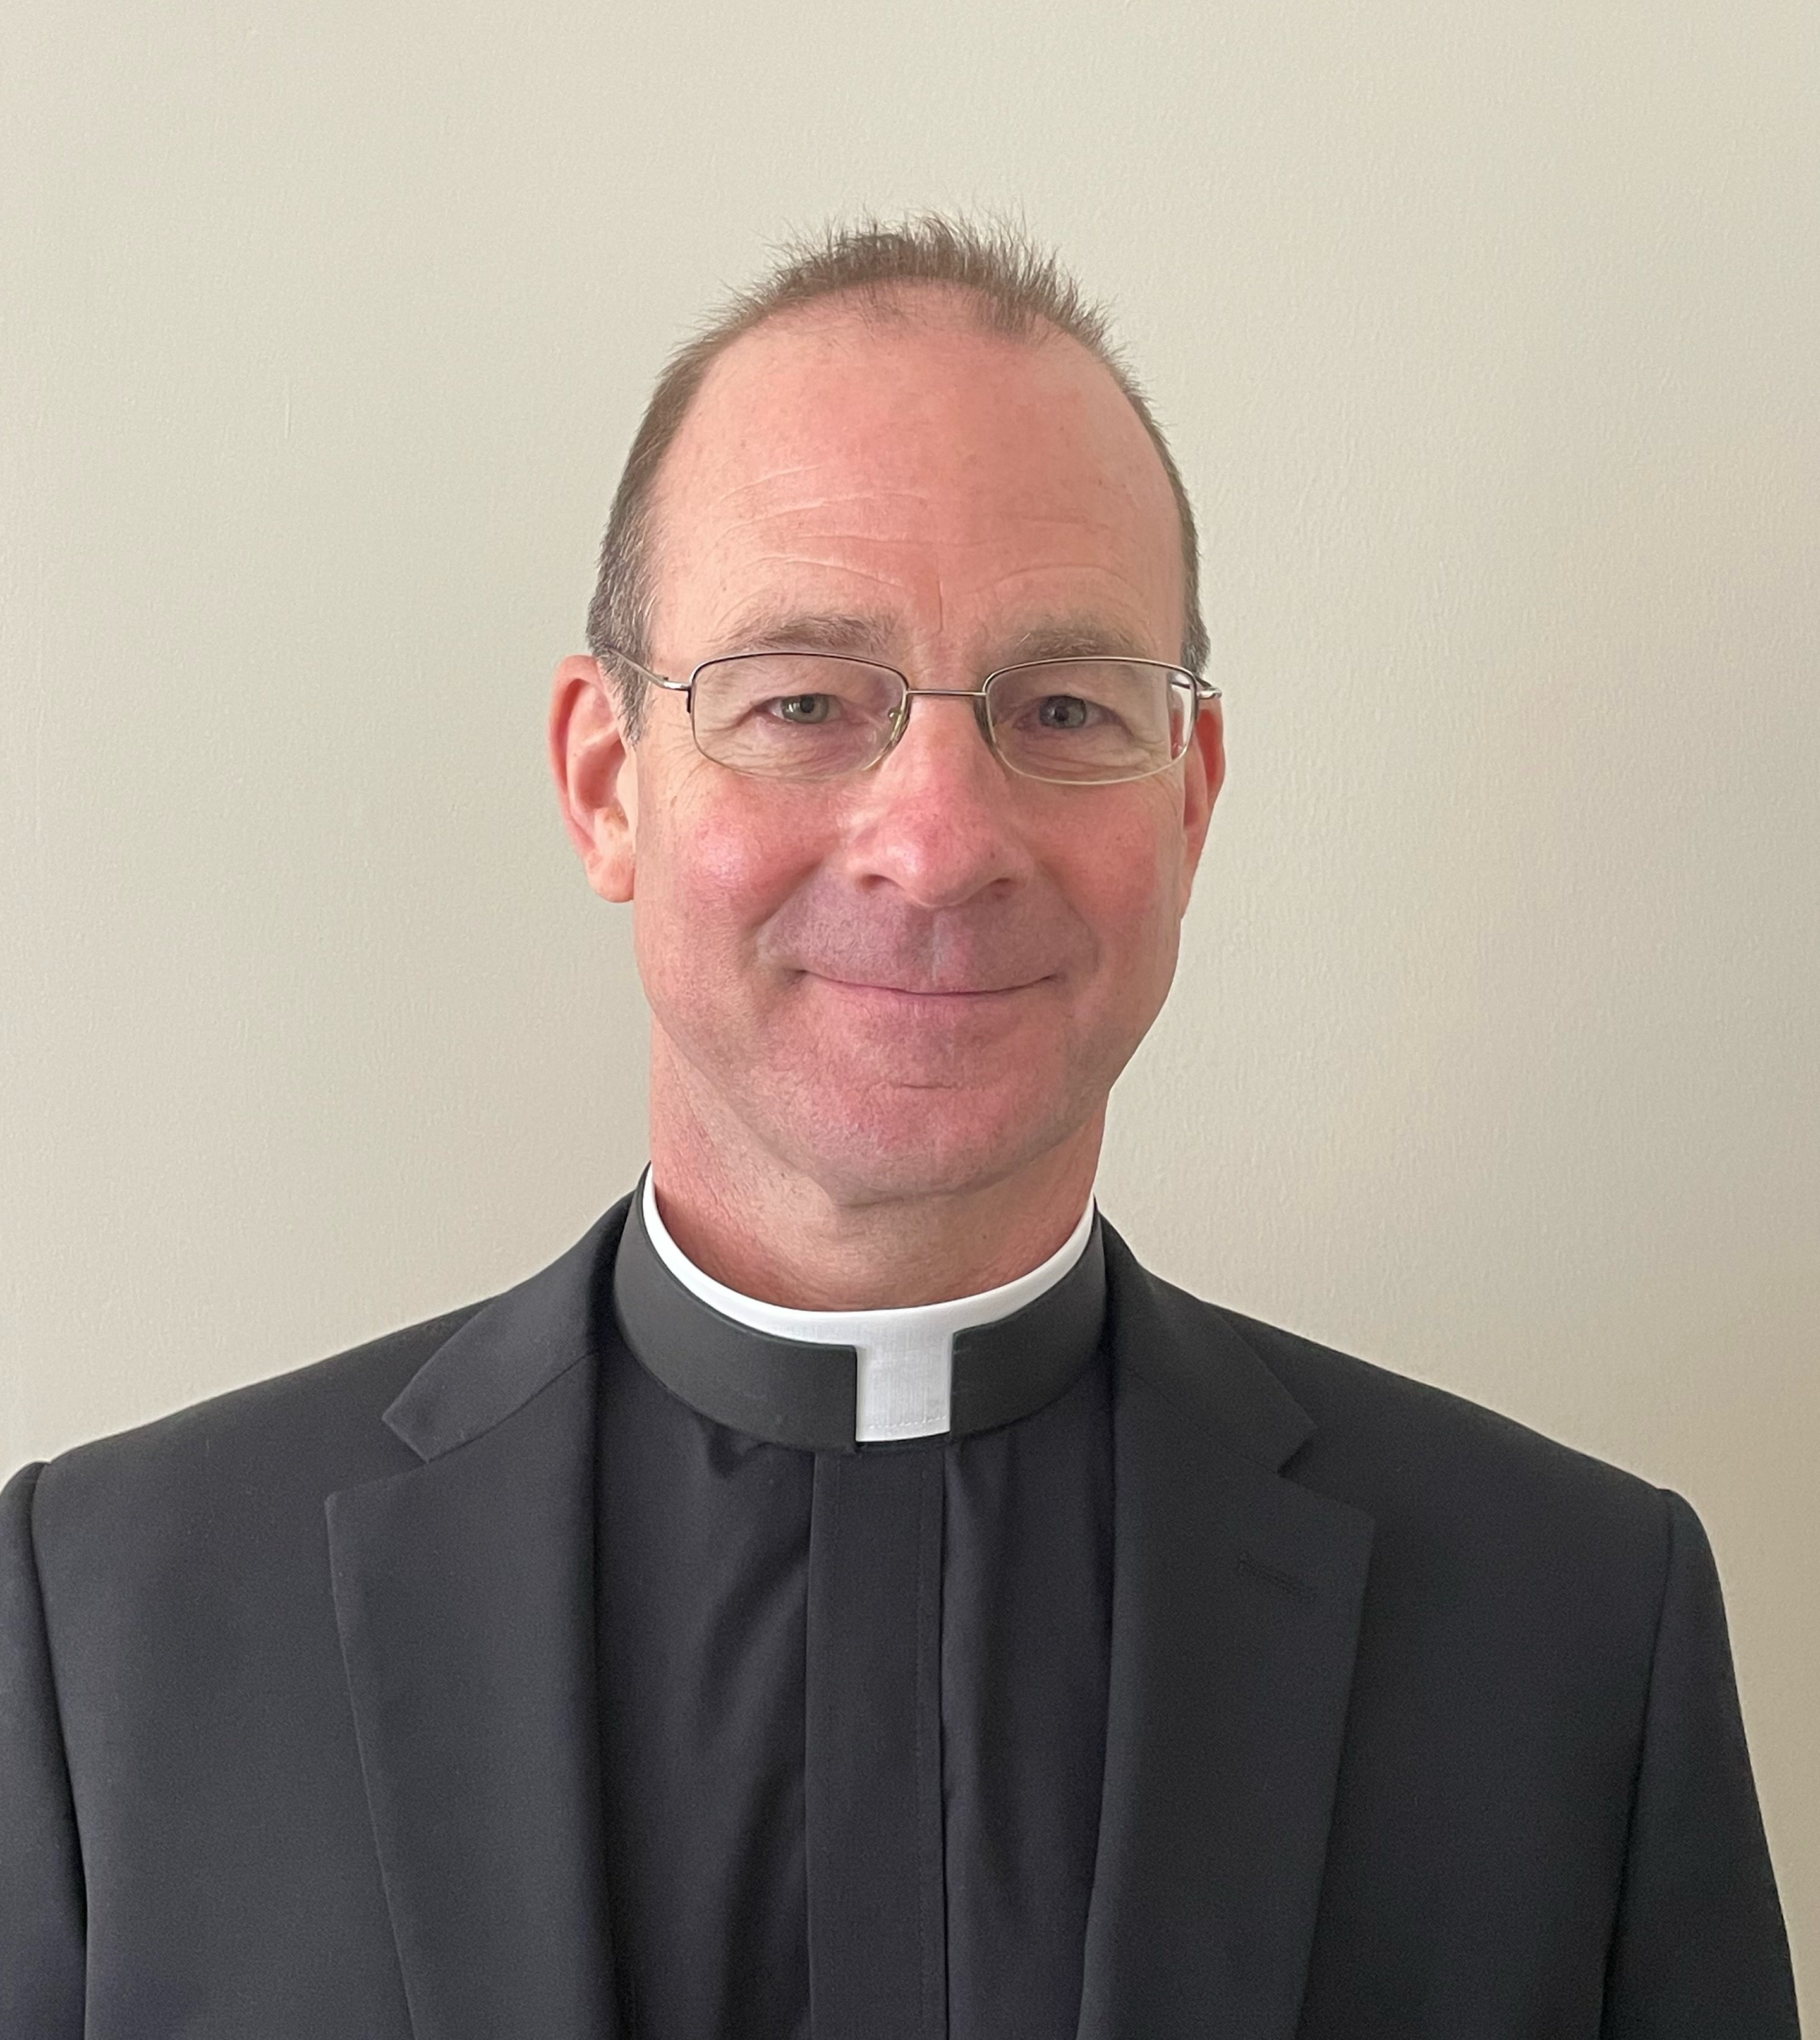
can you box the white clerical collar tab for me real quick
[636,1170,1098,1443]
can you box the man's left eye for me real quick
[768,693,837,724]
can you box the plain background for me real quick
[4,0,1814,2007]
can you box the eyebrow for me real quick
[708,607,901,661]
[1008,616,1160,663]
[704,605,1163,667]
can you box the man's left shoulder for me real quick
[1190,1287,1676,1581]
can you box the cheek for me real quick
[633,784,823,999]
[1060,803,1186,988]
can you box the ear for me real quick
[1175,693,1226,914]
[549,655,639,902]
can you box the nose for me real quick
[837,689,1036,909]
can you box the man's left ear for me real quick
[1176,695,1225,914]
[549,655,640,902]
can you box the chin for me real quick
[755,1076,1089,1208]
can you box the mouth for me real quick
[804,973,1046,1001]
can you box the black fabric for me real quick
[0,1193,1802,2039]
[0,1467,84,2040]
[595,1289,1114,2040]
[611,1184,1108,1450]
[803,1447,950,2040]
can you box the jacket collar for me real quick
[377,1201,622,1461]
[327,1194,1373,2040]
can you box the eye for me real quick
[766,693,837,724]
[1032,695,1095,730]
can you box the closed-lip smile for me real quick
[808,972,1046,998]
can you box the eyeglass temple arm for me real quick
[594,647,691,693]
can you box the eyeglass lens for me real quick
[688,655,1194,784]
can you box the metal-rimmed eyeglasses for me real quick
[598,648,1220,787]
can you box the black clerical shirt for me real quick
[596,1200,1114,2040]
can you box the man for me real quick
[1,218,1799,2038]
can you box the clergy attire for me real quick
[1,1185,1800,2039]
[600,1176,1112,2039]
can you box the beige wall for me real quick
[4,0,1814,2000]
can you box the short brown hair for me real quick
[585,213,1207,739]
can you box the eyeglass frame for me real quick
[594,645,1222,787]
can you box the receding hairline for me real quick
[643,281,1183,590]
[679,272,1100,361]
[663,277,1100,423]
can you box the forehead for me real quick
[646,293,1186,660]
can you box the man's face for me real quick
[567,296,1223,1207]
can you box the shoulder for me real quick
[1221,1294,1649,1481]
[11,1301,490,1576]
[1151,1286,1694,1717]
[1163,1277,1675,1593]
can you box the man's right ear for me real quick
[549,655,639,902]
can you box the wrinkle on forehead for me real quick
[703,432,1160,523]
[725,504,1143,546]
[706,475,933,516]
[689,557,1168,671]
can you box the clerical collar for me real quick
[610,1170,1107,1452]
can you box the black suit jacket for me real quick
[1,1198,1799,2037]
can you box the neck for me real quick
[646,1038,1105,1310]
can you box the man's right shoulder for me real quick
[9,1299,494,1552]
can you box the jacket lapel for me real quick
[326,1201,634,2040]
[1076,1229,1376,2040]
